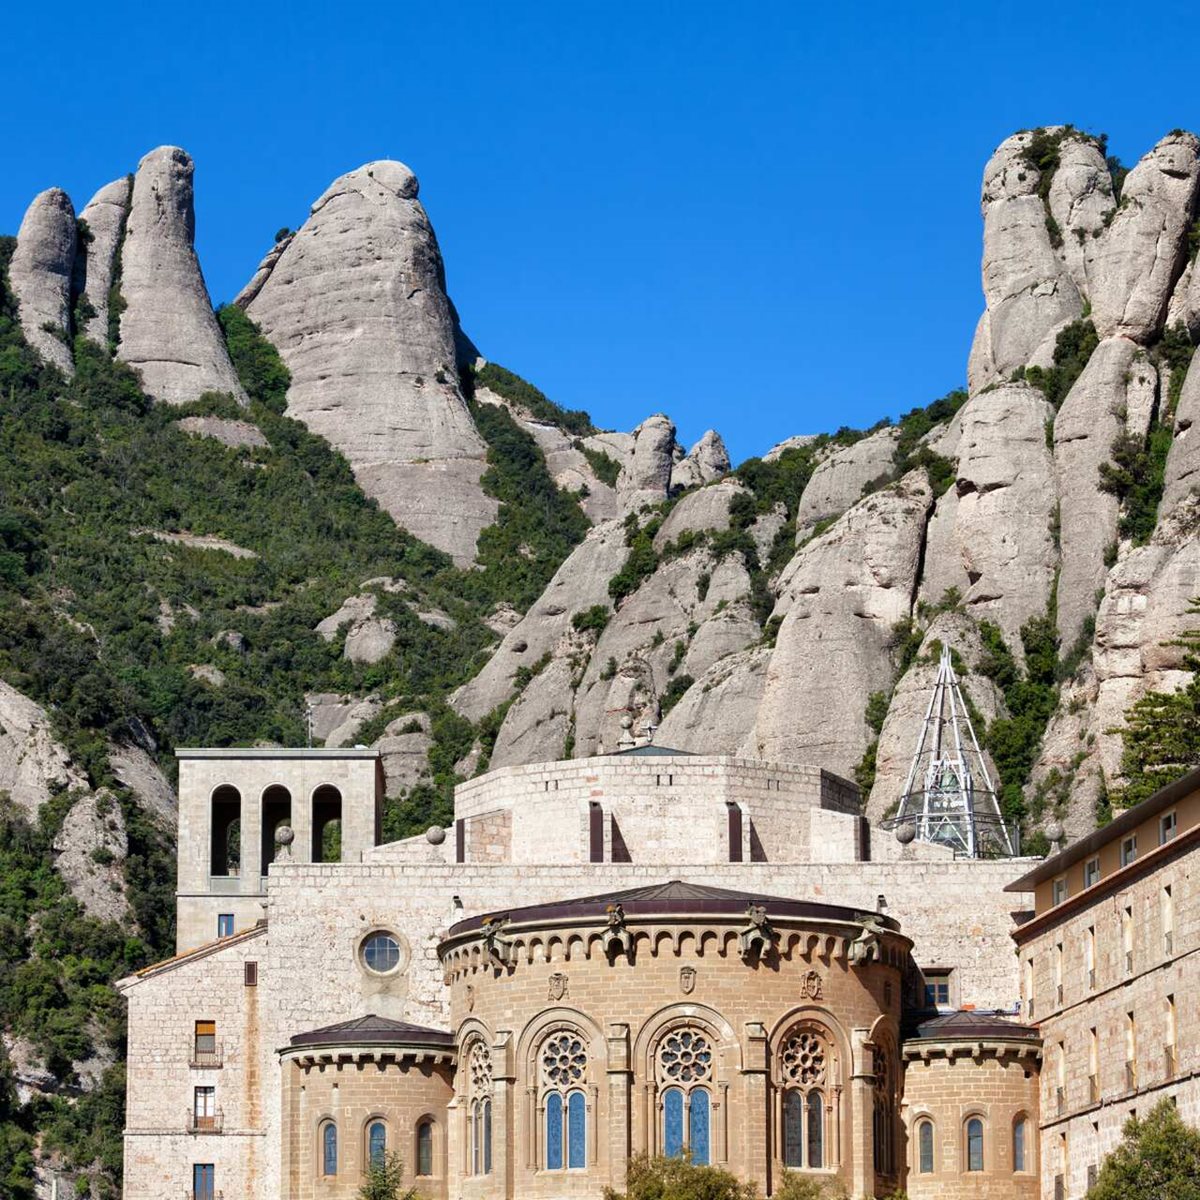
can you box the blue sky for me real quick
[3,1,1196,463]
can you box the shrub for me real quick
[357,1152,419,1200]
[1087,1098,1200,1200]
[217,304,292,413]
[579,442,622,486]
[473,361,595,435]
[572,604,611,635]
[1023,319,1099,408]
[659,674,694,715]
[605,1153,759,1200]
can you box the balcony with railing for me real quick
[187,1108,224,1134]
[189,1042,223,1069]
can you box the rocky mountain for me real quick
[1,125,1199,1195]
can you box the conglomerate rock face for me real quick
[239,159,494,564]
[9,187,77,373]
[74,176,131,344]
[117,146,246,404]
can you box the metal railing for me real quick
[187,1108,224,1134]
[189,1043,223,1069]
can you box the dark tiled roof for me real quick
[448,879,899,936]
[288,1014,453,1049]
[610,743,694,757]
[910,1010,1040,1042]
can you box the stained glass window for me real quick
[546,1094,564,1170]
[967,1118,984,1172]
[567,1092,586,1169]
[783,1091,804,1166]
[688,1089,711,1166]
[322,1122,337,1176]
[417,1120,433,1176]
[368,1121,386,1167]
[1013,1117,1027,1172]
[663,1087,684,1158]
[806,1091,823,1169]
[918,1120,934,1173]
[483,1099,493,1174]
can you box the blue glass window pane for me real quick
[783,1091,803,1166]
[663,1088,684,1158]
[967,1119,983,1172]
[369,1121,386,1167]
[919,1120,934,1173]
[193,1164,214,1200]
[483,1099,493,1174]
[417,1121,433,1176]
[1013,1118,1025,1172]
[322,1123,337,1175]
[471,1102,480,1176]
[806,1091,823,1169]
[688,1089,711,1166]
[363,933,400,973]
[546,1093,564,1170]
[568,1092,586,1169]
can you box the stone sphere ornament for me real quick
[426,826,446,845]
[1045,820,1065,846]
[274,824,295,846]
[895,822,917,845]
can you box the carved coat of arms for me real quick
[548,972,569,1001]
[466,984,476,1012]
[801,970,823,1000]
[679,966,697,994]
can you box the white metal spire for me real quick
[889,644,1016,857]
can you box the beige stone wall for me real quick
[280,1053,453,1199]
[121,927,268,1200]
[1018,825,1200,1198]
[902,1047,1040,1200]
[442,913,906,1199]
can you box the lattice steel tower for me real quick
[886,645,1017,857]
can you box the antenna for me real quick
[883,645,1016,858]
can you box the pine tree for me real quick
[1113,601,1200,810]
[1087,1099,1200,1200]
[357,1152,418,1200]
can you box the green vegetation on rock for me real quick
[471,360,595,436]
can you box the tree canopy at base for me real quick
[1087,1099,1200,1200]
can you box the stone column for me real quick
[607,1023,632,1189]
[493,1031,515,1199]
[741,1022,770,1190]
[849,1029,876,1200]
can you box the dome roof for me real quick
[287,1013,453,1050]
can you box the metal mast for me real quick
[888,645,1016,857]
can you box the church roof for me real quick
[447,879,899,936]
[288,1013,453,1049]
[609,743,694,757]
[909,1010,1040,1043]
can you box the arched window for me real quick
[778,1024,832,1169]
[261,784,291,876]
[416,1119,434,1176]
[467,1041,493,1175]
[872,1040,896,1177]
[540,1031,588,1170]
[966,1118,984,1172]
[320,1121,337,1176]
[210,786,241,877]
[656,1027,714,1166]
[917,1119,934,1174]
[367,1121,386,1168]
[1013,1115,1028,1172]
[312,784,342,863]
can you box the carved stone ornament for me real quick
[466,984,476,1012]
[679,965,696,995]
[548,972,569,1001]
[801,970,823,1000]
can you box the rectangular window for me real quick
[1084,857,1101,888]
[1088,1028,1099,1103]
[193,1086,216,1131]
[216,913,234,938]
[1123,906,1134,974]
[193,1163,215,1200]
[1126,1012,1137,1090]
[1052,876,1068,906]
[244,960,258,987]
[1055,943,1064,1005]
[193,1020,217,1067]
[1121,835,1137,867]
[1086,926,1096,989]
[1025,958,1035,1019]
[1162,885,1174,955]
[924,969,952,1008]
[1160,810,1177,845]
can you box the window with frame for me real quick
[540,1031,587,1170]
[1160,810,1177,845]
[416,1119,434,1177]
[193,1020,217,1066]
[321,1121,337,1176]
[1052,876,1068,906]
[917,1119,934,1174]
[872,1041,896,1176]
[367,1120,387,1168]
[217,913,234,938]
[192,1163,215,1200]
[361,931,401,974]
[657,1027,714,1166]
[1084,857,1100,888]
[779,1025,831,1169]
[965,1117,984,1172]
[468,1041,493,1176]
[1014,1115,1029,1172]
[924,970,951,1008]
[193,1086,216,1131]
[1121,835,1137,867]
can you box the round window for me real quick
[361,931,402,974]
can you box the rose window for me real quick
[658,1029,713,1084]
[541,1032,587,1088]
[781,1031,826,1087]
[470,1042,493,1093]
